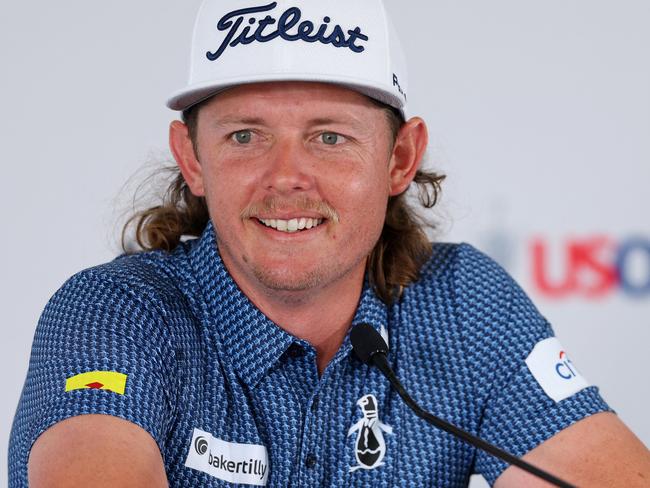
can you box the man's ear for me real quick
[388,117,428,196]
[169,120,205,197]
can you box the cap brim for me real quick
[166,73,405,118]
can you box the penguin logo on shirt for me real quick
[348,394,393,472]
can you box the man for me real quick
[9,0,650,487]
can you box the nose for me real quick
[261,137,314,195]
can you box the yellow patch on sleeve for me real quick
[65,371,128,395]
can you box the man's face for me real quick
[187,82,399,296]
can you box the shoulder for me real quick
[39,247,198,352]
[403,241,553,380]
[71,247,189,302]
[58,246,192,311]
[408,242,530,320]
[418,241,517,292]
[414,241,544,323]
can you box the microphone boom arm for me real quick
[370,352,576,488]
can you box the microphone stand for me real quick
[351,323,575,488]
[371,353,575,488]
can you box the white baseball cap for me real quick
[167,0,409,117]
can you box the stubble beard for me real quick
[249,251,368,295]
[245,224,379,296]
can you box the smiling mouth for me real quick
[257,217,325,233]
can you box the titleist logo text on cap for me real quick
[207,1,370,61]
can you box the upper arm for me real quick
[28,414,168,488]
[451,246,626,483]
[495,412,650,488]
[9,267,179,486]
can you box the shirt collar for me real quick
[187,223,295,388]
[331,277,389,365]
[187,222,388,386]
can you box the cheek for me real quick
[334,171,391,230]
[345,164,390,204]
[201,161,257,213]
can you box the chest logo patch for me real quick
[348,394,393,472]
[184,428,269,486]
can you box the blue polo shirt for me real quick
[9,223,610,487]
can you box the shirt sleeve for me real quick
[9,266,179,487]
[454,244,612,486]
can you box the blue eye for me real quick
[321,132,340,145]
[233,130,252,144]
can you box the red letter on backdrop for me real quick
[531,236,618,299]
[531,238,575,298]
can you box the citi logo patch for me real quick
[525,337,590,402]
[556,351,579,379]
[184,428,269,486]
[65,371,127,395]
[348,394,393,472]
[207,2,370,61]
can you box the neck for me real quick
[225,261,366,375]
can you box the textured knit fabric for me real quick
[9,222,610,487]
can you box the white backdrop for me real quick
[2,1,648,486]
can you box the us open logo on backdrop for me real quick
[348,394,393,472]
[481,230,650,300]
[532,236,650,299]
[206,2,370,61]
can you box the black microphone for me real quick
[350,323,576,488]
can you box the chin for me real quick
[251,265,326,292]
[249,241,373,293]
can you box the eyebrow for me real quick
[212,117,267,128]
[211,115,366,129]
[307,115,368,129]
[308,117,346,126]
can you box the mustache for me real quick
[240,196,340,224]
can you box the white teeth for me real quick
[258,217,324,233]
